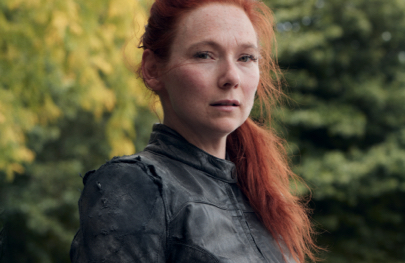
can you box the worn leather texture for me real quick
[70,124,295,263]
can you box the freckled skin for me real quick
[157,3,260,158]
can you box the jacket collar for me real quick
[144,124,237,183]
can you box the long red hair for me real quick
[137,0,318,262]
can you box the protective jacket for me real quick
[70,124,294,263]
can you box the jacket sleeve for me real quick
[70,160,167,263]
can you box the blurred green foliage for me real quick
[0,0,157,262]
[1,0,405,262]
[265,0,405,262]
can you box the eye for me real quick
[194,51,211,59]
[239,55,258,62]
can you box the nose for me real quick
[218,59,240,89]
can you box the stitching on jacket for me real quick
[141,194,160,231]
[243,219,266,261]
[224,184,265,261]
[134,152,171,261]
[170,200,230,222]
[135,160,168,263]
[141,192,163,263]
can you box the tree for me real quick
[0,0,157,262]
[265,0,405,262]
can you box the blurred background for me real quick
[0,0,404,262]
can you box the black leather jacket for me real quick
[70,124,294,263]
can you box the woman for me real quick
[70,0,318,262]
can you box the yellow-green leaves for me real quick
[0,0,151,180]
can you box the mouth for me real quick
[210,100,240,106]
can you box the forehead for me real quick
[174,3,258,50]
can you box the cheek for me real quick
[245,90,256,114]
[244,71,259,105]
[167,67,210,110]
[172,66,210,96]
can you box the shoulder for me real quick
[79,153,163,216]
[82,153,160,190]
[72,153,168,262]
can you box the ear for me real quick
[142,49,164,91]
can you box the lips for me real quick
[210,100,240,106]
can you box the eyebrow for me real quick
[187,40,258,51]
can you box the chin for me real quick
[209,120,244,136]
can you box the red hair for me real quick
[137,0,318,262]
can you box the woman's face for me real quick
[157,3,260,143]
